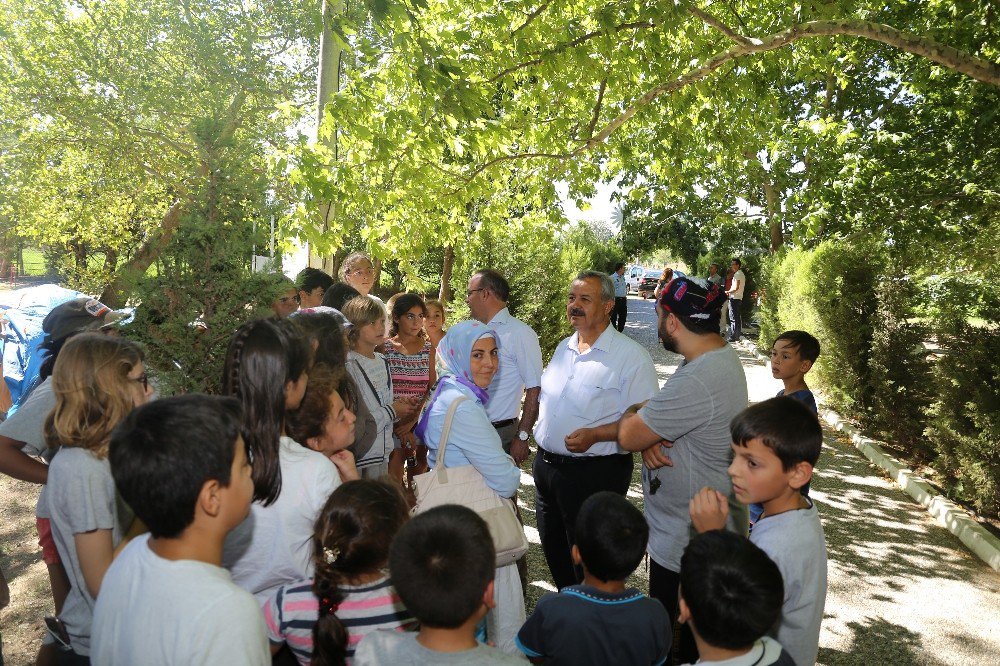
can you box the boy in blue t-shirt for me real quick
[769,330,820,414]
[753,330,821,523]
[516,492,671,665]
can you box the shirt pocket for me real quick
[565,374,621,422]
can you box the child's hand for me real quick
[392,398,417,421]
[690,487,729,533]
[329,450,359,482]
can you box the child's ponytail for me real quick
[309,480,409,666]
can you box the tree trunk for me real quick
[439,245,454,302]
[99,201,183,307]
[309,0,345,270]
[763,181,783,253]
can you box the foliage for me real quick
[925,321,1000,517]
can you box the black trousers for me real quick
[533,451,633,590]
[612,296,628,332]
[728,297,743,341]
[649,559,699,665]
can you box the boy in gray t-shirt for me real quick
[690,397,827,666]
[355,505,523,665]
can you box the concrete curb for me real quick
[742,340,1000,573]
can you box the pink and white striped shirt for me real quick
[263,575,415,665]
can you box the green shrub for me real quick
[926,322,1000,517]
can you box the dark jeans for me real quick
[649,559,699,665]
[533,451,633,590]
[728,297,743,341]
[612,297,628,332]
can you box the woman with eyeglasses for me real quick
[382,294,434,459]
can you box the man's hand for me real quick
[509,439,530,466]
[690,487,729,533]
[641,440,674,469]
[564,428,597,453]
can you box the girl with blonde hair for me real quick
[43,333,152,660]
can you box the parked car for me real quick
[637,269,662,299]
[625,265,645,293]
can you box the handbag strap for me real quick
[353,356,392,406]
[434,395,468,482]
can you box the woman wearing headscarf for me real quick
[413,320,524,655]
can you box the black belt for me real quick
[491,419,516,428]
[539,450,624,465]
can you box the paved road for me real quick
[521,295,1000,665]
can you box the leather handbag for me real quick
[411,395,529,567]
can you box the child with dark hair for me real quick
[769,330,820,414]
[323,283,362,312]
[92,395,267,664]
[678,531,795,666]
[690,397,827,666]
[264,480,414,665]
[221,319,354,602]
[286,365,359,474]
[751,330,822,523]
[516,492,670,664]
[296,268,336,308]
[354,505,523,665]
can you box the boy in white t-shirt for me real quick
[92,395,268,665]
[690,398,827,666]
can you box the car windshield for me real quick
[643,270,660,278]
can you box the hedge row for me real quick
[759,240,999,517]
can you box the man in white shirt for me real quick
[466,269,543,466]
[611,262,629,331]
[533,271,658,590]
[726,258,746,342]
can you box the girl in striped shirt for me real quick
[263,480,415,665]
[382,294,434,450]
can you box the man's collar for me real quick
[569,321,615,353]
[487,306,511,326]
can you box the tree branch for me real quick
[584,77,607,140]
[513,1,552,36]
[467,19,1000,184]
[687,4,754,46]
[489,20,657,82]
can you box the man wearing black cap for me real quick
[616,276,749,664]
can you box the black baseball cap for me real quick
[42,298,134,342]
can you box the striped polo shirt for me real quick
[263,575,415,664]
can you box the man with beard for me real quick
[533,271,658,590]
[616,276,749,665]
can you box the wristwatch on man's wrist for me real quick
[517,430,530,442]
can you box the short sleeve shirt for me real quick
[223,437,340,603]
[0,376,55,457]
[637,344,749,572]
[485,308,543,422]
[92,535,269,665]
[731,270,746,299]
[47,446,134,655]
[535,325,658,457]
[516,584,670,665]
[263,575,415,665]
